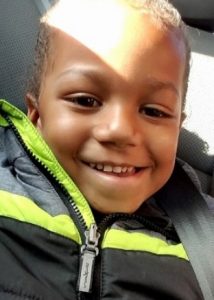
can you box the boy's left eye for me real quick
[64,95,101,108]
[141,106,170,118]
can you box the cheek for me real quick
[146,126,180,192]
[147,125,180,164]
[39,112,86,158]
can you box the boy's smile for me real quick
[27,1,186,213]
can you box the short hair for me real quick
[27,0,191,109]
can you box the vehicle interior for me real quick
[0,0,214,197]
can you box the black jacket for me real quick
[0,100,205,299]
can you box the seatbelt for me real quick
[211,167,214,197]
[156,161,214,300]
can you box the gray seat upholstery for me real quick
[172,0,214,32]
[0,0,43,111]
[177,128,214,196]
[0,0,213,196]
[177,27,214,196]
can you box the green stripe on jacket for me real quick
[0,190,81,244]
[102,228,188,260]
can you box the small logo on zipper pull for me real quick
[78,224,100,293]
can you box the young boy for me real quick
[0,0,210,299]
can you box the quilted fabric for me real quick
[0,0,40,111]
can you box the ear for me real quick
[25,93,41,129]
[179,111,186,129]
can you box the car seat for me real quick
[177,26,214,197]
[0,0,214,196]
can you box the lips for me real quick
[83,161,141,175]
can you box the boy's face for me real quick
[27,3,186,213]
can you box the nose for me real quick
[92,105,142,148]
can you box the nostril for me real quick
[92,117,139,148]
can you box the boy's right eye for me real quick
[64,94,102,108]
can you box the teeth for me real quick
[128,166,134,172]
[103,165,113,172]
[122,167,128,173]
[113,166,122,173]
[97,164,103,170]
[88,162,135,174]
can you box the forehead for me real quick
[46,0,180,52]
[47,0,186,72]
[48,0,141,54]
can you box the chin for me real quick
[90,198,143,215]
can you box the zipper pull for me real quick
[78,223,100,293]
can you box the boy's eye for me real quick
[141,106,169,118]
[65,95,101,108]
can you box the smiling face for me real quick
[27,1,186,213]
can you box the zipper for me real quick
[2,112,101,296]
[2,113,88,241]
[98,213,179,242]
[78,212,179,297]
[3,113,101,296]
[78,224,100,293]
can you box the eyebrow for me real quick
[58,66,97,80]
[57,66,180,97]
[57,66,109,90]
[145,77,180,97]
